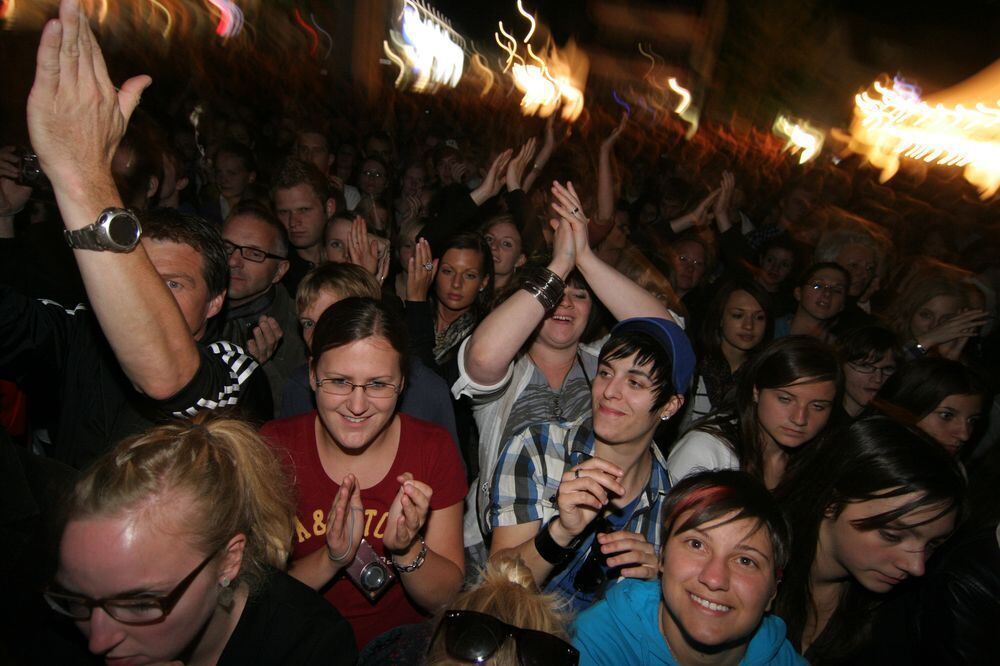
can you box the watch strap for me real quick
[64,224,104,250]
[534,517,576,565]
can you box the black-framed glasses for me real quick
[315,377,401,399]
[432,610,579,666]
[222,240,286,263]
[362,169,385,179]
[43,551,218,625]
[849,362,896,378]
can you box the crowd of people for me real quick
[2,2,998,664]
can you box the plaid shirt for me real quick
[489,416,673,603]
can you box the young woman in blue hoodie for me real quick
[571,470,805,665]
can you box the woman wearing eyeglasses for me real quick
[772,263,849,343]
[836,326,899,418]
[262,297,467,649]
[44,415,356,665]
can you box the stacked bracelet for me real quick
[392,537,428,573]
[521,267,566,311]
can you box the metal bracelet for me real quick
[392,537,428,573]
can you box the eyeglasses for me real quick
[431,610,579,666]
[223,240,286,263]
[315,377,401,399]
[806,281,846,295]
[849,362,896,378]
[43,551,217,625]
[362,169,385,179]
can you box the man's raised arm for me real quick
[27,0,199,400]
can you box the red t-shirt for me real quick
[261,411,467,648]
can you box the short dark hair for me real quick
[270,157,330,203]
[141,208,229,297]
[599,330,676,411]
[795,261,849,288]
[662,469,791,574]
[309,297,409,381]
[836,325,898,365]
[215,141,257,174]
[227,200,289,257]
[872,357,989,424]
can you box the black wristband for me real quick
[534,517,575,565]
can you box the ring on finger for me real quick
[572,207,580,215]
[423,261,434,271]
[574,468,580,479]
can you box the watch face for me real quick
[106,213,139,246]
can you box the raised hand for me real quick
[406,237,437,302]
[916,309,991,351]
[383,473,433,554]
[506,137,538,192]
[324,473,365,566]
[554,457,625,540]
[245,315,283,364]
[347,216,380,277]
[550,181,591,260]
[596,531,659,579]
[692,188,721,227]
[600,112,628,153]
[471,149,513,206]
[27,0,152,190]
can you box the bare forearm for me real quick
[576,251,672,322]
[597,149,614,223]
[56,176,200,398]
[288,547,346,591]
[397,550,463,611]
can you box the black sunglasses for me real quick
[432,610,579,666]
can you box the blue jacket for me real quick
[571,579,806,666]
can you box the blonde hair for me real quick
[426,557,572,666]
[885,274,969,342]
[65,413,295,593]
[296,262,381,314]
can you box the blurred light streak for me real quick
[206,0,243,39]
[311,13,333,60]
[773,113,824,164]
[612,89,632,116]
[496,20,520,72]
[471,50,495,96]
[293,8,319,56]
[0,0,15,22]
[516,0,535,43]
[147,0,173,39]
[850,75,1000,197]
[384,1,466,92]
[383,40,407,87]
[667,77,691,114]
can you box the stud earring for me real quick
[219,577,231,588]
[660,414,670,421]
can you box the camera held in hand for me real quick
[346,538,396,602]
[17,150,52,192]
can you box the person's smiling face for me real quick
[659,512,778,657]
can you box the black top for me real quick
[219,568,358,665]
[0,286,271,469]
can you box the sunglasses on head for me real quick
[432,609,579,666]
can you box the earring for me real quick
[219,577,231,588]
[660,414,670,421]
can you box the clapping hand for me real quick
[383,473,433,555]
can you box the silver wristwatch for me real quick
[64,207,142,252]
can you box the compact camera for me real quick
[346,538,396,602]
[17,150,51,192]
